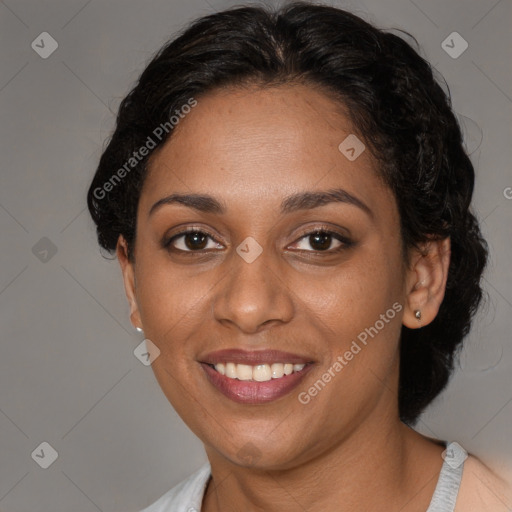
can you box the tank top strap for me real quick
[426,441,467,512]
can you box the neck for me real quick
[202,411,444,512]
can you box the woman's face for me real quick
[121,83,413,469]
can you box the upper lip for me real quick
[200,349,313,366]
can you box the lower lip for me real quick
[200,363,313,404]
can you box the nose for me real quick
[212,246,295,335]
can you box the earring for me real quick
[135,326,143,333]
[414,310,421,320]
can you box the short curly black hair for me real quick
[87,1,488,425]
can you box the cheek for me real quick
[133,258,212,419]
[294,264,404,426]
[303,252,403,337]
[134,256,211,359]
[297,251,405,404]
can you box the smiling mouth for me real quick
[199,348,315,403]
[206,362,310,382]
[200,361,314,404]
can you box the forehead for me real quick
[141,83,391,215]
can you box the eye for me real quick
[163,226,353,254]
[290,229,353,252]
[164,229,223,252]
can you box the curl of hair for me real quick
[87,1,488,425]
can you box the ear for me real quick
[403,237,451,329]
[116,235,142,331]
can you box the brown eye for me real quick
[164,229,223,252]
[292,229,352,252]
[308,232,334,251]
[183,231,208,250]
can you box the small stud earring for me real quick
[414,310,421,320]
[135,326,143,333]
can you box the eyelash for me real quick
[163,225,354,255]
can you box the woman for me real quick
[87,2,510,510]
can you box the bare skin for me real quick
[115,83,505,511]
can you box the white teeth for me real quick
[212,362,307,381]
[253,364,272,382]
[225,362,237,379]
[237,364,253,381]
[270,363,284,379]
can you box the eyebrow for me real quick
[148,187,373,218]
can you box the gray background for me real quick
[0,0,511,510]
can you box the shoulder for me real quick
[455,453,512,512]
[139,463,211,512]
